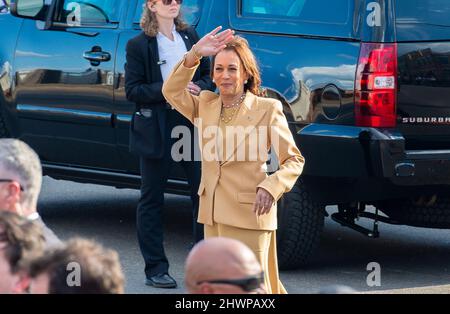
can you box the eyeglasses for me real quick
[160,0,183,5]
[0,179,24,191]
[197,271,264,292]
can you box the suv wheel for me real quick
[277,178,324,270]
[380,195,450,228]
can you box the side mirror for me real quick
[10,0,46,20]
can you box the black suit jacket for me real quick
[125,27,213,158]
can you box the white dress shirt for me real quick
[157,25,188,82]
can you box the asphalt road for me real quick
[38,177,450,294]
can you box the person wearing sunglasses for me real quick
[125,0,214,289]
[0,139,61,248]
[185,237,266,294]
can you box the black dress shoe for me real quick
[145,273,177,289]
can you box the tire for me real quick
[276,178,325,270]
[380,195,450,228]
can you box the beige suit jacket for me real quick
[163,59,305,231]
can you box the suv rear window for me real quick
[241,0,349,24]
[396,0,450,27]
[395,0,450,41]
[230,0,354,39]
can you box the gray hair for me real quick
[0,139,42,211]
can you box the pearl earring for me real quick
[212,79,215,83]
[244,80,248,84]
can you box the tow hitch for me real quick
[331,203,401,238]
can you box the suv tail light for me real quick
[355,43,397,128]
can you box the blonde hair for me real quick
[212,36,262,96]
[139,0,188,37]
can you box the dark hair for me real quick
[140,0,188,37]
[211,36,262,96]
[29,238,124,294]
[0,211,45,273]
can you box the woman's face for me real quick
[213,50,249,98]
[148,0,181,20]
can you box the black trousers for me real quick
[136,109,203,278]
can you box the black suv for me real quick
[2,0,450,269]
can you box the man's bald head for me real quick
[185,237,264,294]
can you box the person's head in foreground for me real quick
[0,211,45,293]
[0,138,42,216]
[185,237,266,294]
[28,237,124,294]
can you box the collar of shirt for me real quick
[156,25,188,82]
[156,24,178,42]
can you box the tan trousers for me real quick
[204,223,287,294]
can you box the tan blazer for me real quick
[163,59,305,231]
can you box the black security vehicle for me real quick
[1,0,450,269]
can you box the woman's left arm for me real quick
[256,101,305,212]
[189,28,214,91]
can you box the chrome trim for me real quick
[17,104,111,126]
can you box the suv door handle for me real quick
[83,51,111,62]
[83,46,111,65]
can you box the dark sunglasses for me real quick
[197,271,264,292]
[160,0,182,5]
[0,179,24,191]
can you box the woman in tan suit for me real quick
[162,27,305,294]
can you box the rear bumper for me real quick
[388,150,450,186]
[296,124,450,186]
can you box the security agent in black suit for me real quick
[125,24,213,288]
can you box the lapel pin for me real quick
[184,35,188,39]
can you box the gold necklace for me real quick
[221,106,240,124]
[220,94,246,124]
